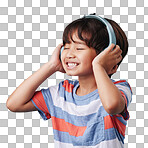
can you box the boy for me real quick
[7,14,132,147]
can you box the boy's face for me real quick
[61,32,97,76]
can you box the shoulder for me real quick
[111,79,133,107]
[40,79,78,94]
[111,79,132,92]
[111,79,128,85]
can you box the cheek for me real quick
[81,57,93,67]
[81,53,92,61]
[61,52,66,62]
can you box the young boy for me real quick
[7,14,132,148]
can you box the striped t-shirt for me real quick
[31,79,132,148]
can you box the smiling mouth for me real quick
[66,62,79,69]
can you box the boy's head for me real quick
[62,14,129,77]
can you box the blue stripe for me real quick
[116,116,127,126]
[104,128,116,140]
[114,128,125,144]
[104,128,124,144]
[50,104,105,127]
[53,116,105,146]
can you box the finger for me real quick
[112,65,118,73]
[53,43,63,55]
[57,43,63,48]
[108,65,118,75]
[115,51,122,60]
[112,49,122,61]
[112,45,122,54]
[116,54,122,63]
[106,43,116,52]
[55,43,64,54]
[113,65,118,70]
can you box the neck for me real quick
[77,75,97,95]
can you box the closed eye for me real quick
[77,48,85,50]
[64,48,85,50]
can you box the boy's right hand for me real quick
[49,43,66,73]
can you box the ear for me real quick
[108,65,118,75]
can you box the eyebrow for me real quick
[73,40,86,45]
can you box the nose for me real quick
[66,47,76,58]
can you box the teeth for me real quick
[67,63,77,66]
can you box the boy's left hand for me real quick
[92,44,122,75]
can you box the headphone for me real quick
[59,14,116,60]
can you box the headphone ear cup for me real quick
[59,46,64,61]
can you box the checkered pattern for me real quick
[0,0,147,147]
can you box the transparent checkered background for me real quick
[0,0,147,147]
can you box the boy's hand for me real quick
[49,43,66,73]
[92,44,122,75]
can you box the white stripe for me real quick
[54,138,123,148]
[115,84,132,104]
[49,85,102,116]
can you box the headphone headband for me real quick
[83,15,116,48]
[60,14,116,60]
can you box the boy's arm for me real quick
[6,43,64,112]
[92,44,125,115]
[92,64,125,115]
[6,61,57,112]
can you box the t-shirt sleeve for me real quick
[31,88,51,120]
[114,80,133,121]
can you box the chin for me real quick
[66,73,77,76]
[65,71,78,76]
